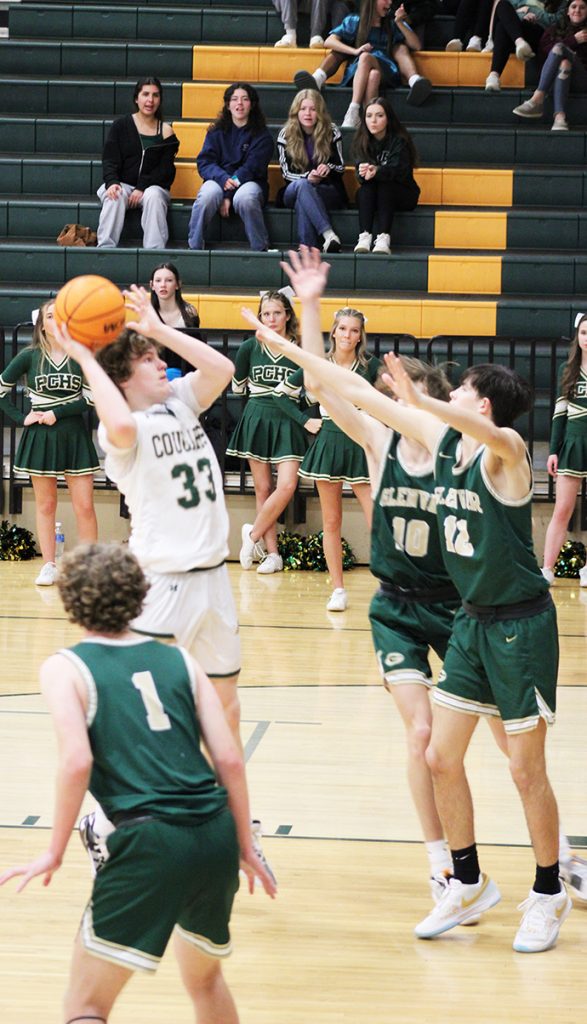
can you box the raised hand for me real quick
[241,306,288,356]
[123,284,160,336]
[280,246,330,304]
[382,351,420,406]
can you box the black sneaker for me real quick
[407,76,432,106]
[294,70,319,92]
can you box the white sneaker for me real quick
[35,561,58,586]
[516,39,534,61]
[322,229,341,253]
[485,71,501,92]
[560,856,587,901]
[257,552,283,575]
[482,37,494,52]
[579,564,587,587]
[513,884,572,952]
[466,35,482,51]
[354,231,372,253]
[372,232,391,255]
[342,103,361,129]
[445,38,463,52]
[239,524,265,570]
[415,873,501,938]
[275,32,296,48]
[326,587,347,611]
[541,566,555,585]
[251,819,277,886]
[309,35,324,48]
[430,871,480,925]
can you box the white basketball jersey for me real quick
[98,374,229,573]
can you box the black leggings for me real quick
[491,0,544,75]
[357,178,418,234]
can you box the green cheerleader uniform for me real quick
[549,364,587,479]
[0,347,99,476]
[297,354,382,484]
[226,336,312,464]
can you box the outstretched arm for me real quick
[193,661,276,899]
[124,286,234,411]
[280,246,330,360]
[383,352,527,467]
[241,305,441,452]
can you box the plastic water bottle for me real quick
[55,521,65,561]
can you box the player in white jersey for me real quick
[57,286,275,881]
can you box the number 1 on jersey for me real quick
[132,671,172,731]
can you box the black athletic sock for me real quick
[533,861,561,895]
[451,844,481,885]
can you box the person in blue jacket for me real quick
[188,83,274,251]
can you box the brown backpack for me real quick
[56,223,97,247]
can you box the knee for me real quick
[321,510,342,533]
[255,481,274,504]
[72,494,96,519]
[509,754,544,795]
[36,494,57,518]
[425,742,460,779]
[357,51,374,67]
[406,716,432,761]
[142,185,167,208]
[558,59,571,78]
[274,478,298,503]
[235,187,262,213]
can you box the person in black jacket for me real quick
[351,95,419,254]
[97,76,179,249]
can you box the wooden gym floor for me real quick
[0,561,586,1023]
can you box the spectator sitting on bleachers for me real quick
[273,0,354,49]
[294,0,433,128]
[277,89,347,252]
[513,0,587,129]
[352,95,420,255]
[97,76,179,249]
[188,83,274,252]
[150,262,201,369]
[485,0,565,91]
[442,0,493,51]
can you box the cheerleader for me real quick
[0,301,99,585]
[294,305,381,610]
[542,312,587,585]
[228,291,322,574]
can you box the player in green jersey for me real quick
[244,247,581,954]
[0,543,275,1024]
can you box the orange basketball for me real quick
[54,275,126,350]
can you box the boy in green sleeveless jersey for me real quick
[246,248,578,954]
[0,543,276,1024]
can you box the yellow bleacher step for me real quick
[171,157,513,209]
[182,291,497,337]
[191,47,525,88]
[435,210,508,249]
[428,255,502,294]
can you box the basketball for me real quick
[54,275,126,349]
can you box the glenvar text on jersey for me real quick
[151,422,209,459]
[379,485,483,514]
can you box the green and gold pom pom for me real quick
[277,530,356,572]
[554,539,586,579]
[0,520,38,561]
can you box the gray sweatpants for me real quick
[97,182,170,249]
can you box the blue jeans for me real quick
[188,179,268,250]
[283,178,345,247]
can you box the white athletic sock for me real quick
[408,74,423,87]
[313,67,327,88]
[426,839,453,876]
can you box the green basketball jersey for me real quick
[370,430,454,591]
[62,638,227,823]
[433,426,547,606]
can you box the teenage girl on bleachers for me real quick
[149,262,201,369]
[277,89,347,253]
[542,312,587,585]
[485,0,566,91]
[294,0,432,129]
[513,0,587,130]
[0,301,98,586]
[351,95,420,255]
[227,290,322,575]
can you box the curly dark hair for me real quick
[96,328,162,391]
[209,82,267,135]
[57,543,149,634]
